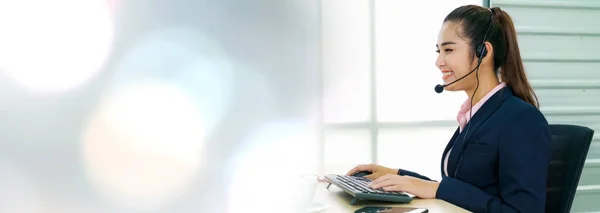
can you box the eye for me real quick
[444,48,453,52]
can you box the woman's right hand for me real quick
[346,164,398,180]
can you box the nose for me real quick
[435,53,445,69]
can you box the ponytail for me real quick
[492,7,539,108]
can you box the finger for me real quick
[346,164,372,176]
[372,175,407,189]
[382,185,401,192]
[345,165,363,176]
[371,174,393,185]
[370,179,394,189]
[364,174,375,180]
[370,177,396,189]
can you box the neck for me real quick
[465,73,500,105]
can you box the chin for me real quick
[443,85,460,92]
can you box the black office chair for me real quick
[546,124,595,213]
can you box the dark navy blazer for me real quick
[398,86,551,213]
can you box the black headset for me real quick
[453,7,494,178]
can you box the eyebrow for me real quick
[436,41,456,48]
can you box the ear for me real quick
[482,41,494,65]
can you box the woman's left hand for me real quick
[368,174,440,199]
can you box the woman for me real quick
[346,5,551,213]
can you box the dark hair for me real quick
[444,5,539,108]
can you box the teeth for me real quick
[443,72,454,76]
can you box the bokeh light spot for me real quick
[0,0,114,93]
[81,81,206,210]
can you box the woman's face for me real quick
[435,21,479,92]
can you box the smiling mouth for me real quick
[442,71,454,80]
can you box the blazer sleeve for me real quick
[435,109,551,213]
[397,169,434,181]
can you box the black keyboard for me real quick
[324,174,413,205]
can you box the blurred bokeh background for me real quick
[0,0,320,212]
[2,0,600,212]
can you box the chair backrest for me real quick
[546,124,595,213]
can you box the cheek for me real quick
[444,56,476,90]
[447,55,469,76]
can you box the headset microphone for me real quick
[434,84,444,93]
[434,66,480,93]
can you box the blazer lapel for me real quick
[447,87,513,177]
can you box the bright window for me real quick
[321,0,483,181]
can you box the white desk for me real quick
[313,182,471,213]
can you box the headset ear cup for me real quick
[476,43,487,58]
